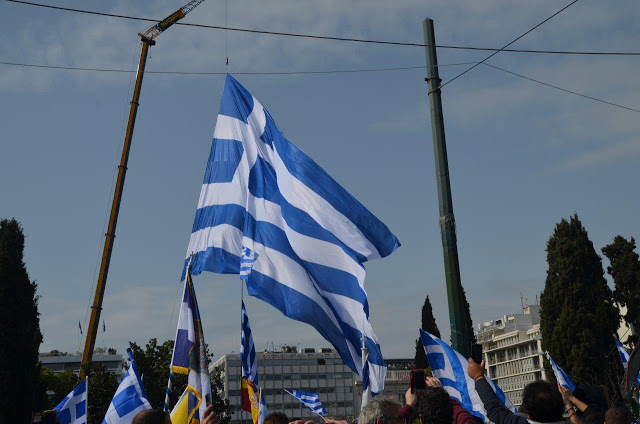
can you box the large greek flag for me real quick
[54,377,87,424]
[285,390,327,416]
[420,329,516,422]
[102,350,151,424]
[184,74,400,393]
[545,353,576,391]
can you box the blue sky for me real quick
[1,0,639,361]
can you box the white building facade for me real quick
[477,305,546,407]
[211,347,357,423]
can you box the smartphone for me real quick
[43,410,57,424]
[471,343,483,364]
[410,369,426,393]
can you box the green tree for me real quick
[82,362,120,424]
[415,295,440,369]
[0,218,43,423]
[462,287,477,346]
[39,368,78,408]
[129,338,231,424]
[540,214,620,389]
[602,236,640,348]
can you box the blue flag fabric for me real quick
[546,353,576,391]
[285,390,327,416]
[241,301,258,384]
[183,74,400,393]
[258,389,268,424]
[171,269,212,423]
[102,351,151,424]
[55,378,88,424]
[420,329,516,422]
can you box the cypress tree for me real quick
[602,236,640,347]
[415,295,440,369]
[461,287,477,345]
[540,214,620,388]
[0,218,43,423]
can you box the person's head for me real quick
[131,409,171,424]
[583,410,605,424]
[520,381,564,423]
[358,398,401,424]
[265,412,289,424]
[605,405,633,424]
[417,387,454,424]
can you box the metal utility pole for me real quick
[79,0,208,379]
[422,18,470,357]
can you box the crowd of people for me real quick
[129,359,635,424]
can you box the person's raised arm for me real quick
[468,359,527,424]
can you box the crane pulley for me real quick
[139,0,207,41]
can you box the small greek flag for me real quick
[546,353,576,391]
[258,388,268,424]
[285,390,327,416]
[615,336,630,370]
[54,377,88,424]
[240,246,258,280]
[102,350,151,424]
[420,329,516,422]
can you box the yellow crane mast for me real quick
[79,0,207,379]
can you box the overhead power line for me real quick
[482,63,640,113]
[441,0,578,88]
[1,59,638,113]
[5,0,640,56]
[0,60,478,74]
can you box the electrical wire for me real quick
[483,63,640,113]
[5,0,640,56]
[0,60,478,74]
[440,0,578,88]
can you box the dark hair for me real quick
[131,409,170,424]
[417,387,454,424]
[582,410,605,424]
[521,381,564,423]
[265,412,290,424]
[605,405,633,424]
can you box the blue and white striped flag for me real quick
[420,329,516,422]
[258,388,268,424]
[183,74,400,394]
[613,337,640,386]
[55,377,88,424]
[615,336,630,370]
[102,350,151,424]
[546,353,576,391]
[285,390,327,416]
[171,269,212,424]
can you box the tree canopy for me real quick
[602,235,640,348]
[540,214,620,390]
[415,295,440,369]
[0,218,43,423]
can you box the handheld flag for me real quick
[546,353,576,391]
[170,268,212,424]
[241,301,260,424]
[102,350,151,424]
[420,329,516,422]
[614,336,640,386]
[285,390,327,417]
[183,74,399,394]
[170,390,189,424]
[54,377,88,424]
[258,388,268,424]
